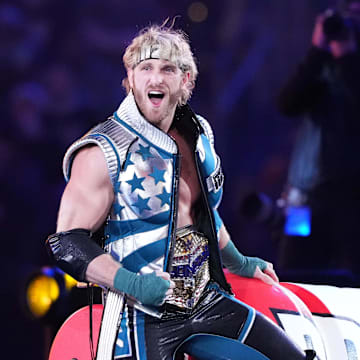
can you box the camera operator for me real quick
[277,0,360,277]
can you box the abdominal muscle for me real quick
[168,128,201,229]
[176,177,198,227]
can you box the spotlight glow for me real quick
[188,2,208,23]
[64,273,77,291]
[26,274,60,318]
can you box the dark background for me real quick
[1,0,344,358]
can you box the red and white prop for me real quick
[227,272,360,360]
[49,274,360,359]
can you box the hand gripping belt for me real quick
[45,228,105,282]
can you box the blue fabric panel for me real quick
[114,307,131,358]
[105,211,170,245]
[134,310,147,360]
[199,134,216,172]
[122,238,166,273]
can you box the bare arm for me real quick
[55,145,173,297]
[56,145,120,287]
[218,224,230,250]
[57,145,114,232]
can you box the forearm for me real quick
[87,254,171,305]
[46,229,172,306]
[221,240,266,278]
[49,146,172,305]
[86,253,121,288]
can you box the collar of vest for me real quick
[115,91,178,154]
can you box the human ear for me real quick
[182,72,190,86]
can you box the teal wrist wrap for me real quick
[113,267,170,306]
[220,240,267,278]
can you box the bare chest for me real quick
[169,128,201,225]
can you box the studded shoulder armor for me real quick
[63,116,137,185]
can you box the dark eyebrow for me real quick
[162,64,177,70]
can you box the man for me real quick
[47,24,315,359]
[278,0,360,274]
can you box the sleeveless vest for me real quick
[63,92,229,290]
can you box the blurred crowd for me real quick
[3,0,356,358]
[1,1,167,356]
[0,0,154,272]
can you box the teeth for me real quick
[148,91,164,99]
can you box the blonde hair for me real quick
[122,22,198,105]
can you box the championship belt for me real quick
[166,226,210,310]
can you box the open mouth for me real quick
[148,91,165,106]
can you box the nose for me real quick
[149,70,164,86]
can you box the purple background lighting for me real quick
[0,0,337,358]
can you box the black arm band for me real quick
[45,228,105,282]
